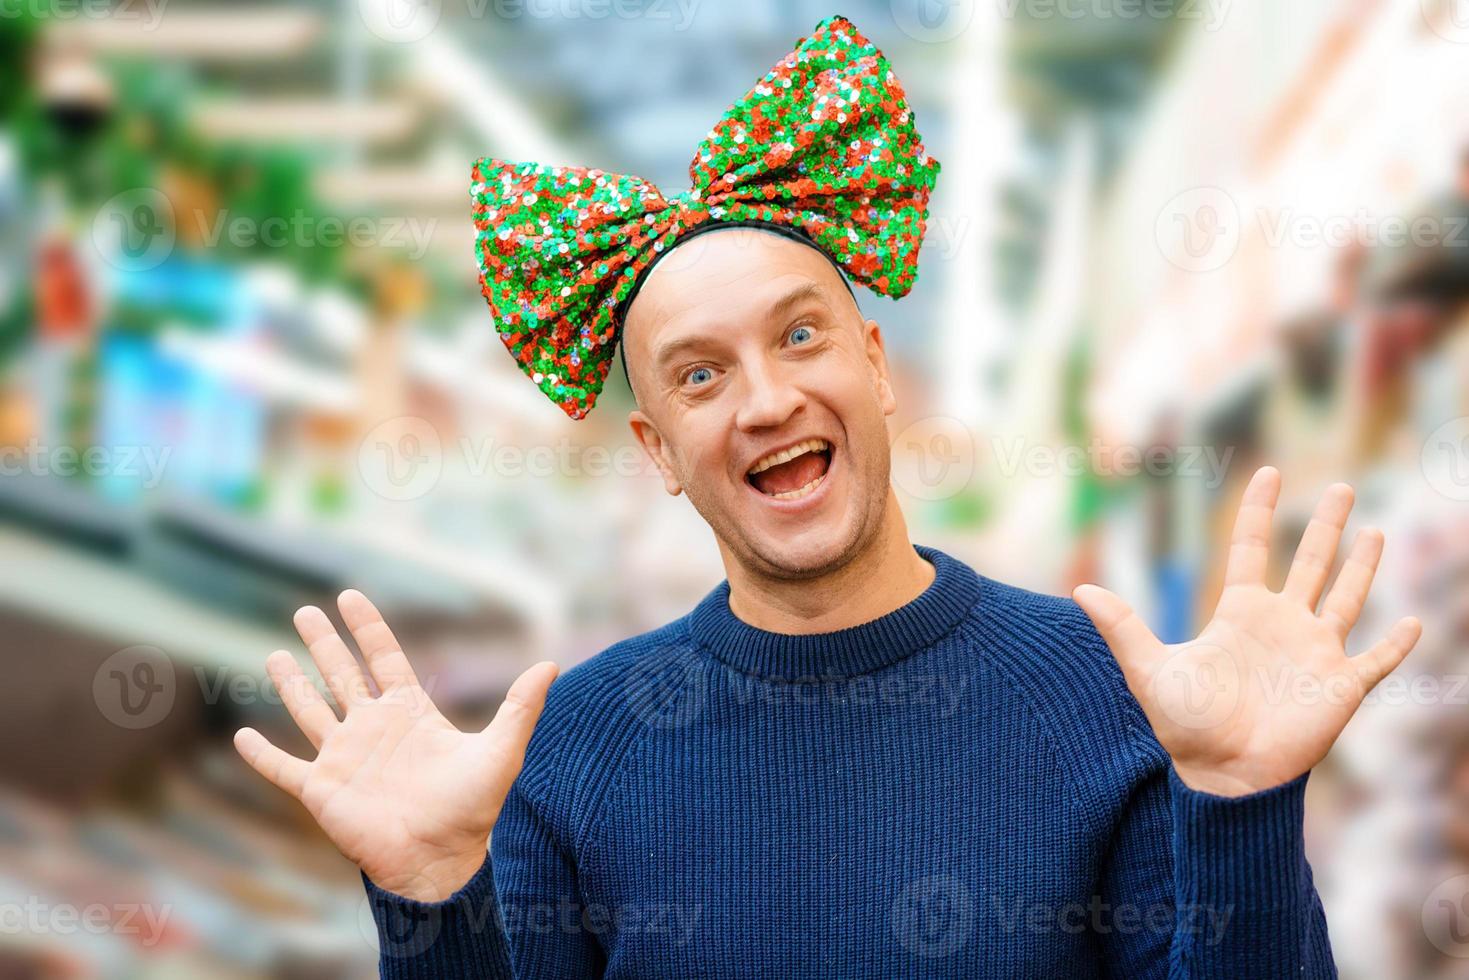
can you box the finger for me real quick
[1224,466,1282,587]
[266,650,338,748]
[294,605,373,712]
[1353,616,1423,693]
[1320,527,1385,638]
[337,590,422,693]
[481,661,559,763]
[1073,585,1163,682]
[234,727,309,799]
[1283,483,1355,608]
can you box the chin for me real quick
[737,519,866,581]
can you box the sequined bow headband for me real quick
[471,15,941,419]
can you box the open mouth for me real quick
[745,438,833,501]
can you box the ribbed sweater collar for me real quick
[687,544,984,681]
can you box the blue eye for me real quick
[687,367,713,386]
[789,325,813,345]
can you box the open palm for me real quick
[1075,467,1422,797]
[233,590,558,901]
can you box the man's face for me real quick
[623,228,899,580]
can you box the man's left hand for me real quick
[1074,466,1422,798]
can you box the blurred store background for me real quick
[0,0,1467,976]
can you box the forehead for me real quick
[621,228,852,359]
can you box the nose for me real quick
[734,360,806,432]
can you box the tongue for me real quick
[750,451,828,496]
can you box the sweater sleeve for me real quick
[363,782,604,979]
[1096,766,1336,979]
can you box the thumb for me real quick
[1073,584,1162,678]
[480,660,560,768]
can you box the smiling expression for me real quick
[622,228,899,580]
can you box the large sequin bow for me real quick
[470,15,941,419]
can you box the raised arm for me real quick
[232,590,592,977]
[1076,466,1420,976]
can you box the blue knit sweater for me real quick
[365,545,1335,978]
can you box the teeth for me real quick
[769,472,826,500]
[747,438,830,476]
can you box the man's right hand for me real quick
[233,589,559,903]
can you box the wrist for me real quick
[1171,759,1307,798]
[367,848,488,903]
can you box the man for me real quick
[233,17,1421,978]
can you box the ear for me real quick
[862,318,898,416]
[628,410,683,496]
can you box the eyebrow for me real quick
[650,282,831,373]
